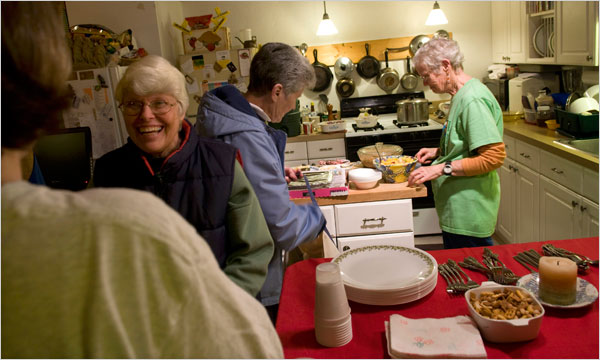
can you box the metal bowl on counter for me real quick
[357,143,403,168]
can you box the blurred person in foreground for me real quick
[1,2,283,358]
[196,42,327,323]
[93,55,273,297]
[407,38,505,249]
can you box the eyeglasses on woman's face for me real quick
[120,99,176,116]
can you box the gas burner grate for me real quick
[393,120,429,128]
[352,123,384,132]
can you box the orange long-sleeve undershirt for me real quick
[461,142,506,176]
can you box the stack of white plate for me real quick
[331,245,438,306]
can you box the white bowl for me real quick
[355,115,379,128]
[568,96,599,114]
[465,282,544,343]
[348,168,382,190]
[584,84,599,102]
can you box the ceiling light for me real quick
[317,1,338,36]
[425,1,448,26]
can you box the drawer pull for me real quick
[285,150,295,154]
[509,165,519,172]
[362,216,387,227]
[580,205,587,212]
[572,200,579,207]
[319,147,333,151]
[519,152,530,159]
[551,167,564,174]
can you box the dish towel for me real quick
[385,314,487,359]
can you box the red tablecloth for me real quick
[276,238,599,359]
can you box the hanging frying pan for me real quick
[310,49,333,92]
[400,56,418,90]
[336,78,355,98]
[388,34,431,58]
[357,43,380,79]
[377,49,399,92]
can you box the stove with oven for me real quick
[341,92,444,243]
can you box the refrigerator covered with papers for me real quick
[63,65,128,159]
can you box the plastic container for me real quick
[535,90,554,126]
[555,109,599,138]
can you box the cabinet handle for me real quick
[319,147,333,151]
[580,205,587,212]
[551,167,564,174]
[507,56,510,61]
[572,200,579,207]
[362,217,387,227]
[519,152,530,159]
[509,164,519,172]
[342,245,350,251]
[285,150,294,154]
[587,55,593,61]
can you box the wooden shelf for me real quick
[305,33,452,66]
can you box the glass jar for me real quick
[535,89,554,126]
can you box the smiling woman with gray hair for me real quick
[407,38,506,249]
[196,42,326,324]
[94,55,274,297]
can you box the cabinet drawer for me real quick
[335,199,413,236]
[515,140,540,171]
[337,232,415,252]
[284,159,308,168]
[307,138,345,159]
[284,142,307,161]
[540,150,583,194]
[320,205,336,237]
[582,167,598,203]
[504,135,516,159]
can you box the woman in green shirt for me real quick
[407,38,506,249]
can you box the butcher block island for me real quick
[292,182,428,252]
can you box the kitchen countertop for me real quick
[503,119,599,170]
[286,131,346,143]
[291,181,426,206]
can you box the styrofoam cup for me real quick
[314,263,351,320]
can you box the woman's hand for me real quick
[407,163,444,187]
[415,147,440,164]
[284,166,302,183]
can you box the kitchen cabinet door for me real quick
[581,197,599,238]
[556,1,598,66]
[335,199,413,237]
[539,176,580,241]
[491,2,526,63]
[320,205,337,237]
[306,138,345,160]
[284,141,308,161]
[514,162,539,243]
[496,158,516,243]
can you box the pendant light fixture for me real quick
[425,1,448,26]
[316,1,338,36]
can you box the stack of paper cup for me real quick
[314,262,353,347]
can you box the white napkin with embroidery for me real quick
[385,314,487,359]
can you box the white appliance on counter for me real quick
[508,72,560,113]
[63,66,128,159]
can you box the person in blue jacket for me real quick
[196,42,326,323]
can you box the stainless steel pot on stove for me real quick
[396,98,430,124]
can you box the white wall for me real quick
[66,1,495,111]
[179,1,494,109]
[66,1,162,60]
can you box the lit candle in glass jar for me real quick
[538,256,577,305]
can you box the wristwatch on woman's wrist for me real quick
[443,161,452,176]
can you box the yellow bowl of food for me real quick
[373,155,418,183]
[357,143,403,168]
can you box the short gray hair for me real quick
[247,42,316,96]
[413,38,465,75]
[115,55,189,116]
